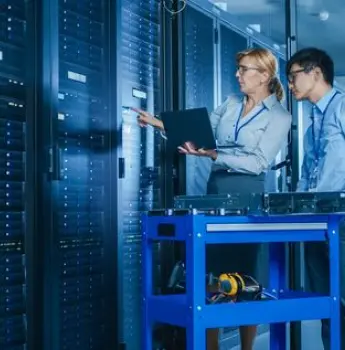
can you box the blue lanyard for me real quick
[234,103,266,142]
[311,91,340,162]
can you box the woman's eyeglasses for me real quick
[236,65,261,75]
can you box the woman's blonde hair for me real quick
[236,48,284,101]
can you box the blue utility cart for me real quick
[142,211,342,349]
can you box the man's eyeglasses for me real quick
[287,66,314,83]
[236,65,261,75]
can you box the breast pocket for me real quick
[320,119,342,157]
[215,117,236,144]
[248,120,270,149]
[322,119,340,142]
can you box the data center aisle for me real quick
[228,321,323,350]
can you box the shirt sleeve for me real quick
[315,98,345,191]
[213,110,292,175]
[335,97,345,135]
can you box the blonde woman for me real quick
[136,48,292,350]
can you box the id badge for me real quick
[308,166,319,191]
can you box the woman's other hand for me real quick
[132,107,164,130]
[178,142,217,160]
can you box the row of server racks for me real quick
[0,0,289,349]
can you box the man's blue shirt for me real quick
[297,88,345,192]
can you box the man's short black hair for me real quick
[286,47,334,86]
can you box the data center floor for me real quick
[226,321,323,350]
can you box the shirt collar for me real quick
[262,94,278,110]
[243,94,278,110]
[314,87,337,114]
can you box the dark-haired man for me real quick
[287,47,345,349]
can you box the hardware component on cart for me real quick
[263,192,319,214]
[167,260,213,293]
[264,192,345,214]
[217,273,262,302]
[170,191,345,216]
[173,193,264,215]
[167,260,186,291]
[167,261,272,304]
[315,192,345,213]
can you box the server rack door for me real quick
[119,0,162,349]
[41,0,113,349]
[184,5,215,195]
[219,25,247,102]
[0,1,28,349]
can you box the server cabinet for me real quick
[0,1,29,349]
[183,5,215,195]
[57,1,110,349]
[119,0,163,349]
[38,0,117,349]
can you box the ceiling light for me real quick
[319,11,329,21]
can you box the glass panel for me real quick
[295,0,343,172]
[208,0,286,47]
[184,7,214,112]
[295,0,345,173]
[220,25,247,101]
[296,1,343,76]
[294,7,339,348]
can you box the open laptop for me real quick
[160,107,217,153]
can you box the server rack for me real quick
[119,0,164,349]
[0,1,30,349]
[38,0,117,349]
[57,1,111,349]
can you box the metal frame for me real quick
[142,212,342,349]
[285,0,299,191]
[37,0,60,348]
[112,0,126,345]
[113,0,125,347]
[25,1,43,349]
[160,5,179,207]
[175,6,188,196]
[284,1,305,349]
[104,0,121,348]
[214,18,220,108]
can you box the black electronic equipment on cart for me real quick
[173,191,345,215]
